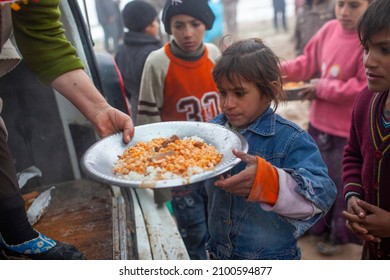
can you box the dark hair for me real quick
[212,37,285,111]
[305,0,327,8]
[357,0,390,47]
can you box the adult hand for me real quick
[214,149,257,197]
[51,69,134,143]
[89,103,134,143]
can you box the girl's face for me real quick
[170,14,206,53]
[363,29,390,92]
[335,0,370,30]
[217,77,270,129]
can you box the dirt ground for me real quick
[238,18,363,260]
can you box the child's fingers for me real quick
[357,199,379,214]
[232,149,257,165]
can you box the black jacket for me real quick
[115,31,162,123]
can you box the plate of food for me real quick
[283,81,312,100]
[81,121,248,188]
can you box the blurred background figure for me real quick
[145,0,166,12]
[115,0,162,124]
[144,0,169,42]
[273,0,288,33]
[204,0,224,44]
[221,0,239,35]
[294,0,335,56]
[95,0,124,54]
[295,0,305,14]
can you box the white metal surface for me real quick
[134,189,189,260]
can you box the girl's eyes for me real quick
[381,47,390,55]
[337,2,361,9]
[235,91,246,97]
[218,90,226,97]
[349,3,361,9]
[218,90,245,97]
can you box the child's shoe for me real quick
[316,241,341,256]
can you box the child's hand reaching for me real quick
[214,149,258,198]
[214,149,279,206]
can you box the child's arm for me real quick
[136,50,167,125]
[215,149,318,220]
[281,29,324,82]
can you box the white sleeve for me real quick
[260,168,322,219]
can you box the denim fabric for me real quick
[206,108,336,260]
[171,183,209,260]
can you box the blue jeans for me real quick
[171,183,209,260]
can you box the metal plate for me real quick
[81,121,248,188]
[284,83,312,101]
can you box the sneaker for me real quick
[0,232,85,260]
[316,241,341,256]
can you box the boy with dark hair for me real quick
[342,0,390,260]
[115,0,162,124]
[137,0,220,259]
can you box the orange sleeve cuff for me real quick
[247,156,279,206]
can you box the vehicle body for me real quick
[0,0,188,260]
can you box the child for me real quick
[205,38,336,260]
[136,0,221,260]
[115,0,162,124]
[342,0,390,260]
[281,0,372,255]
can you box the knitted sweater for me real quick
[0,0,83,85]
[343,88,390,258]
[282,20,367,138]
[137,42,221,125]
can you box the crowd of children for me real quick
[3,0,388,260]
[112,0,390,261]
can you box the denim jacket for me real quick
[206,108,336,260]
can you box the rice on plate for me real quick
[113,135,223,181]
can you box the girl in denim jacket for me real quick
[205,38,337,260]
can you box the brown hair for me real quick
[213,37,285,111]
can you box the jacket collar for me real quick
[123,31,161,46]
[214,107,276,137]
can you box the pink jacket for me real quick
[282,20,367,138]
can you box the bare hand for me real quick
[350,200,390,238]
[298,79,318,100]
[342,197,388,243]
[90,105,134,144]
[214,149,257,197]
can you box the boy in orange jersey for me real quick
[137,0,220,259]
